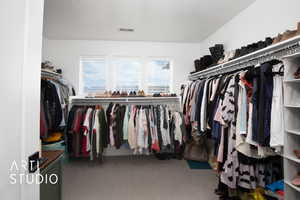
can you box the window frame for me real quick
[110,56,143,92]
[78,56,174,95]
[145,57,174,94]
[79,56,108,95]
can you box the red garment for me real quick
[240,76,253,104]
[276,190,284,196]
[151,141,160,152]
[71,109,85,157]
[81,109,94,155]
[81,126,88,155]
[72,110,84,133]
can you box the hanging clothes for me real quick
[66,103,186,160]
[40,77,75,139]
[67,106,107,160]
[181,60,284,192]
[270,64,284,152]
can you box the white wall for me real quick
[199,0,300,55]
[0,0,44,200]
[42,39,200,94]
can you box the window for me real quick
[112,59,142,91]
[147,60,172,94]
[80,58,107,94]
[79,57,172,95]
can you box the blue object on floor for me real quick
[186,160,212,169]
[265,180,284,192]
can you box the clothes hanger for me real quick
[271,64,284,76]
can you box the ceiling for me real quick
[43,0,255,43]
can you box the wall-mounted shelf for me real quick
[284,79,300,83]
[286,129,300,136]
[189,35,300,80]
[285,181,300,193]
[285,155,300,165]
[285,105,300,108]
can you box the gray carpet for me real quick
[62,156,218,200]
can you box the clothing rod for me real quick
[189,35,300,80]
[70,97,180,101]
[70,97,180,100]
[69,97,181,107]
[70,101,181,104]
[70,102,180,105]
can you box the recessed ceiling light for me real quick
[119,28,134,32]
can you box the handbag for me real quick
[184,134,209,162]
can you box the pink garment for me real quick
[128,106,137,149]
[214,101,223,123]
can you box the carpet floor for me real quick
[62,156,218,200]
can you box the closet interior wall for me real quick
[199,0,300,54]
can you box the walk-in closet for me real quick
[2,0,300,200]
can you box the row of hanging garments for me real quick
[66,103,186,160]
[181,60,284,197]
[66,106,107,160]
[40,77,75,140]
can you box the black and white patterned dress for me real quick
[219,75,265,190]
[220,77,239,189]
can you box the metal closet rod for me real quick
[189,36,300,80]
[71,102,180,105]
[70,101,181,106]
[70,100,181,104]
[69,97,181,106]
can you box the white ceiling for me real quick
[43,0,255,43]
